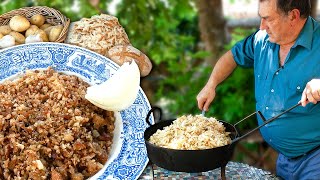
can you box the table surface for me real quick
[138,161,280,180]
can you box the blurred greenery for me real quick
[0,0,257,129]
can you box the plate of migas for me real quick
[0,42,153,180]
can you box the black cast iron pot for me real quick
[144,103,300,175]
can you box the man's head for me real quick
[259,0,310,45]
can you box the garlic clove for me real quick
[25,34,43,44]
[0,35,15,49]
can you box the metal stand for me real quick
[221,165,226,180]
[150,161,229,180]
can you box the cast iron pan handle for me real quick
[145,106,163,126]
[231,102,301,144]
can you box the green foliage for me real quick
[0,0,30,13]
[211,28,257,129]
[116,0,197,65]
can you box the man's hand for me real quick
[300,79,320,107]
[196,50,237,111]
[196,85,216,111]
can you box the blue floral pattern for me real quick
[0,43,153,180]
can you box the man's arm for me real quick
[197,50,237,111]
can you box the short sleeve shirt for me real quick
[231,17,320,158]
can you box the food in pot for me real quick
[0,68,115,179]
[149,115,231,150]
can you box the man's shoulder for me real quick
[303,17,320,47]
[312,19,320,34]
[306,17,320,36]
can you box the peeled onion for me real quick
[85,60,140,111]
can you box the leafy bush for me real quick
[214,28,257,128]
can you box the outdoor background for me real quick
[1,0,319,174]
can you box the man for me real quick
[196,0,320,179]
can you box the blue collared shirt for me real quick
[231,17,320,158]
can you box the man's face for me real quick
[258,0,292,44]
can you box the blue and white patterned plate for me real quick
[0,42,153,180]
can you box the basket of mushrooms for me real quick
[0,6,70,48]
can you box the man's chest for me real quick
[253,45,320,111]
[279,47,291,66]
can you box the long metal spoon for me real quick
[201,110,205,116]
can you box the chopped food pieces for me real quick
[0,67,115,179]
[149,115,231,150]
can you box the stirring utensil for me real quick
[201,110,205,116]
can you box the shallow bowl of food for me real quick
[0,42,152,180]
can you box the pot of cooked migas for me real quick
[144,103,301,178]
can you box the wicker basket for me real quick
[0,6,70,43]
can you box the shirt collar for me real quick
[292,16,315,50]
